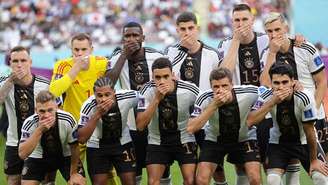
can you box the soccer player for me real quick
[248,63,328,185]
[0,46,50,185]
[187,67,261,185]
[107,22,170,184]
[136,58,199,185]
[260,12,327,160]
[18,90,85,185]
[77,77,139,185]
[49,33,118,184]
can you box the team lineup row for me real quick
[1,3,328,185]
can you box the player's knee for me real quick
[196,174,210,185]
[148,176,161,185]
[91,176,107,185]
[7,175,21,185]
[247,170,261,185]
[183,175,195,185]
[267,173,282,185]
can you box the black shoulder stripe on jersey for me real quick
[195,92,213,106]
[172,50,188,66]
[108,47,122,59]
[57,113,76,128]
[82,100,97,115]
[117,95,137,102]
[234,87,258,92]
[0,76,9,83]
[295,91,310,106]
[260,90,273,99]
[116,91,136,98]
[35,76,50,85]
[234,89,258,94]
[177,81,199,92]
[22,116,39,131]
[259,46,269,61]
[145,47,164,55]
[300,44,316,55]
[177,83,199,96]
[163,43,179,54]
[255,32,267,37]
[203,43,219,54]
[140,81,156,95]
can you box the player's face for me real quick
[36,101,57,121]
[123,27,144,45]
[232,10,254,30]
[95,86,116,104]
[71,39,93,57]
[10,50,32,75]
[271,74,294,91]
[153,68,174,87]
[176,21,199,40]
[210,77,233,94]
[265,19,288,41]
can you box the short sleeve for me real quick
[301,93,317,123]
[191,92,211,117]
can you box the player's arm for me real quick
[106,52,127,85]
[18,126,44,160]
[77,112,101,144]
[247,98,275,127]
[303,122,318,162]
[187,101,217,134]
[69,142,85,185]
[136,94,161,131]
[219,39,240,72]
[259,51,276,87]
[312,70,327,111]
[0,76,14,104]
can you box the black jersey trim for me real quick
[140,81,156,95]
[300,43,316,55]
[144,47,164,55]
[260,89,273,100]
[82,99,97,115]
[172,50,188,66]
[108,47,122,59]
[195,91,213,106]
[294,91,310,107]
[311,66,325,75]
[0,76,9,83]
[177,81,199,95]
[57,112,76,128]
[35,76,50,85]
[22,116,39,131]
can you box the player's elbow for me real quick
[18,144,29,160]
[186,119,196,134]
[246,115,256,127]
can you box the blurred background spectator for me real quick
[0,0,292,52]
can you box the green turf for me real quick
[0,135,314,184]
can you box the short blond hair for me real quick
[264,12,287,26]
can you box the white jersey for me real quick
[78,90,139,148]
[218,32,269,86]
[165,42,220,91]
[0,75,49,146]
[109,47,163,130]
[20,110,77,158]
[260,40,325,119]
[137,80,199,145]
[191,85,259,143]
[252,88,317,144]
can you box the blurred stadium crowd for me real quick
[1,0,327,54]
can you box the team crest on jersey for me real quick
[244,58,254,69]
[22,166,29,175]
[184,57,195,79]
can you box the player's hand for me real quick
[269,36,285,54]
[72,55,90,71]
[68,173,86,185]
[293,80,304,91]
[155,83,170,100]
[10,68,27,83]
[96,98,115,115]
[123,40,141,58]
[272,88,292,104]
[294,34,306,47]
[39,116,56,132]
[180,34,196,50]
[309,159,328,176]
[213,89,232,106]
[233,23,252,41]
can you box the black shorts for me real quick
[200,140,260,165]
[21,157,72,181]
[130,129,148,174]
[194,129,205,148]
[267,143,310,172]
[4,146,24,175]
[315,118,328,153]
[87,142,136,176]
[146,142,197,165]
[256,118,272,162]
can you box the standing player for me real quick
[18,91,85,185]
[77,77,139,185]
[260,12,327,160]
[187,68,261,185]
[136,58,199,185]
[107,22,171,184]
[0,46,50,185]
[49,33,119,184]
[248,63,328,185]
